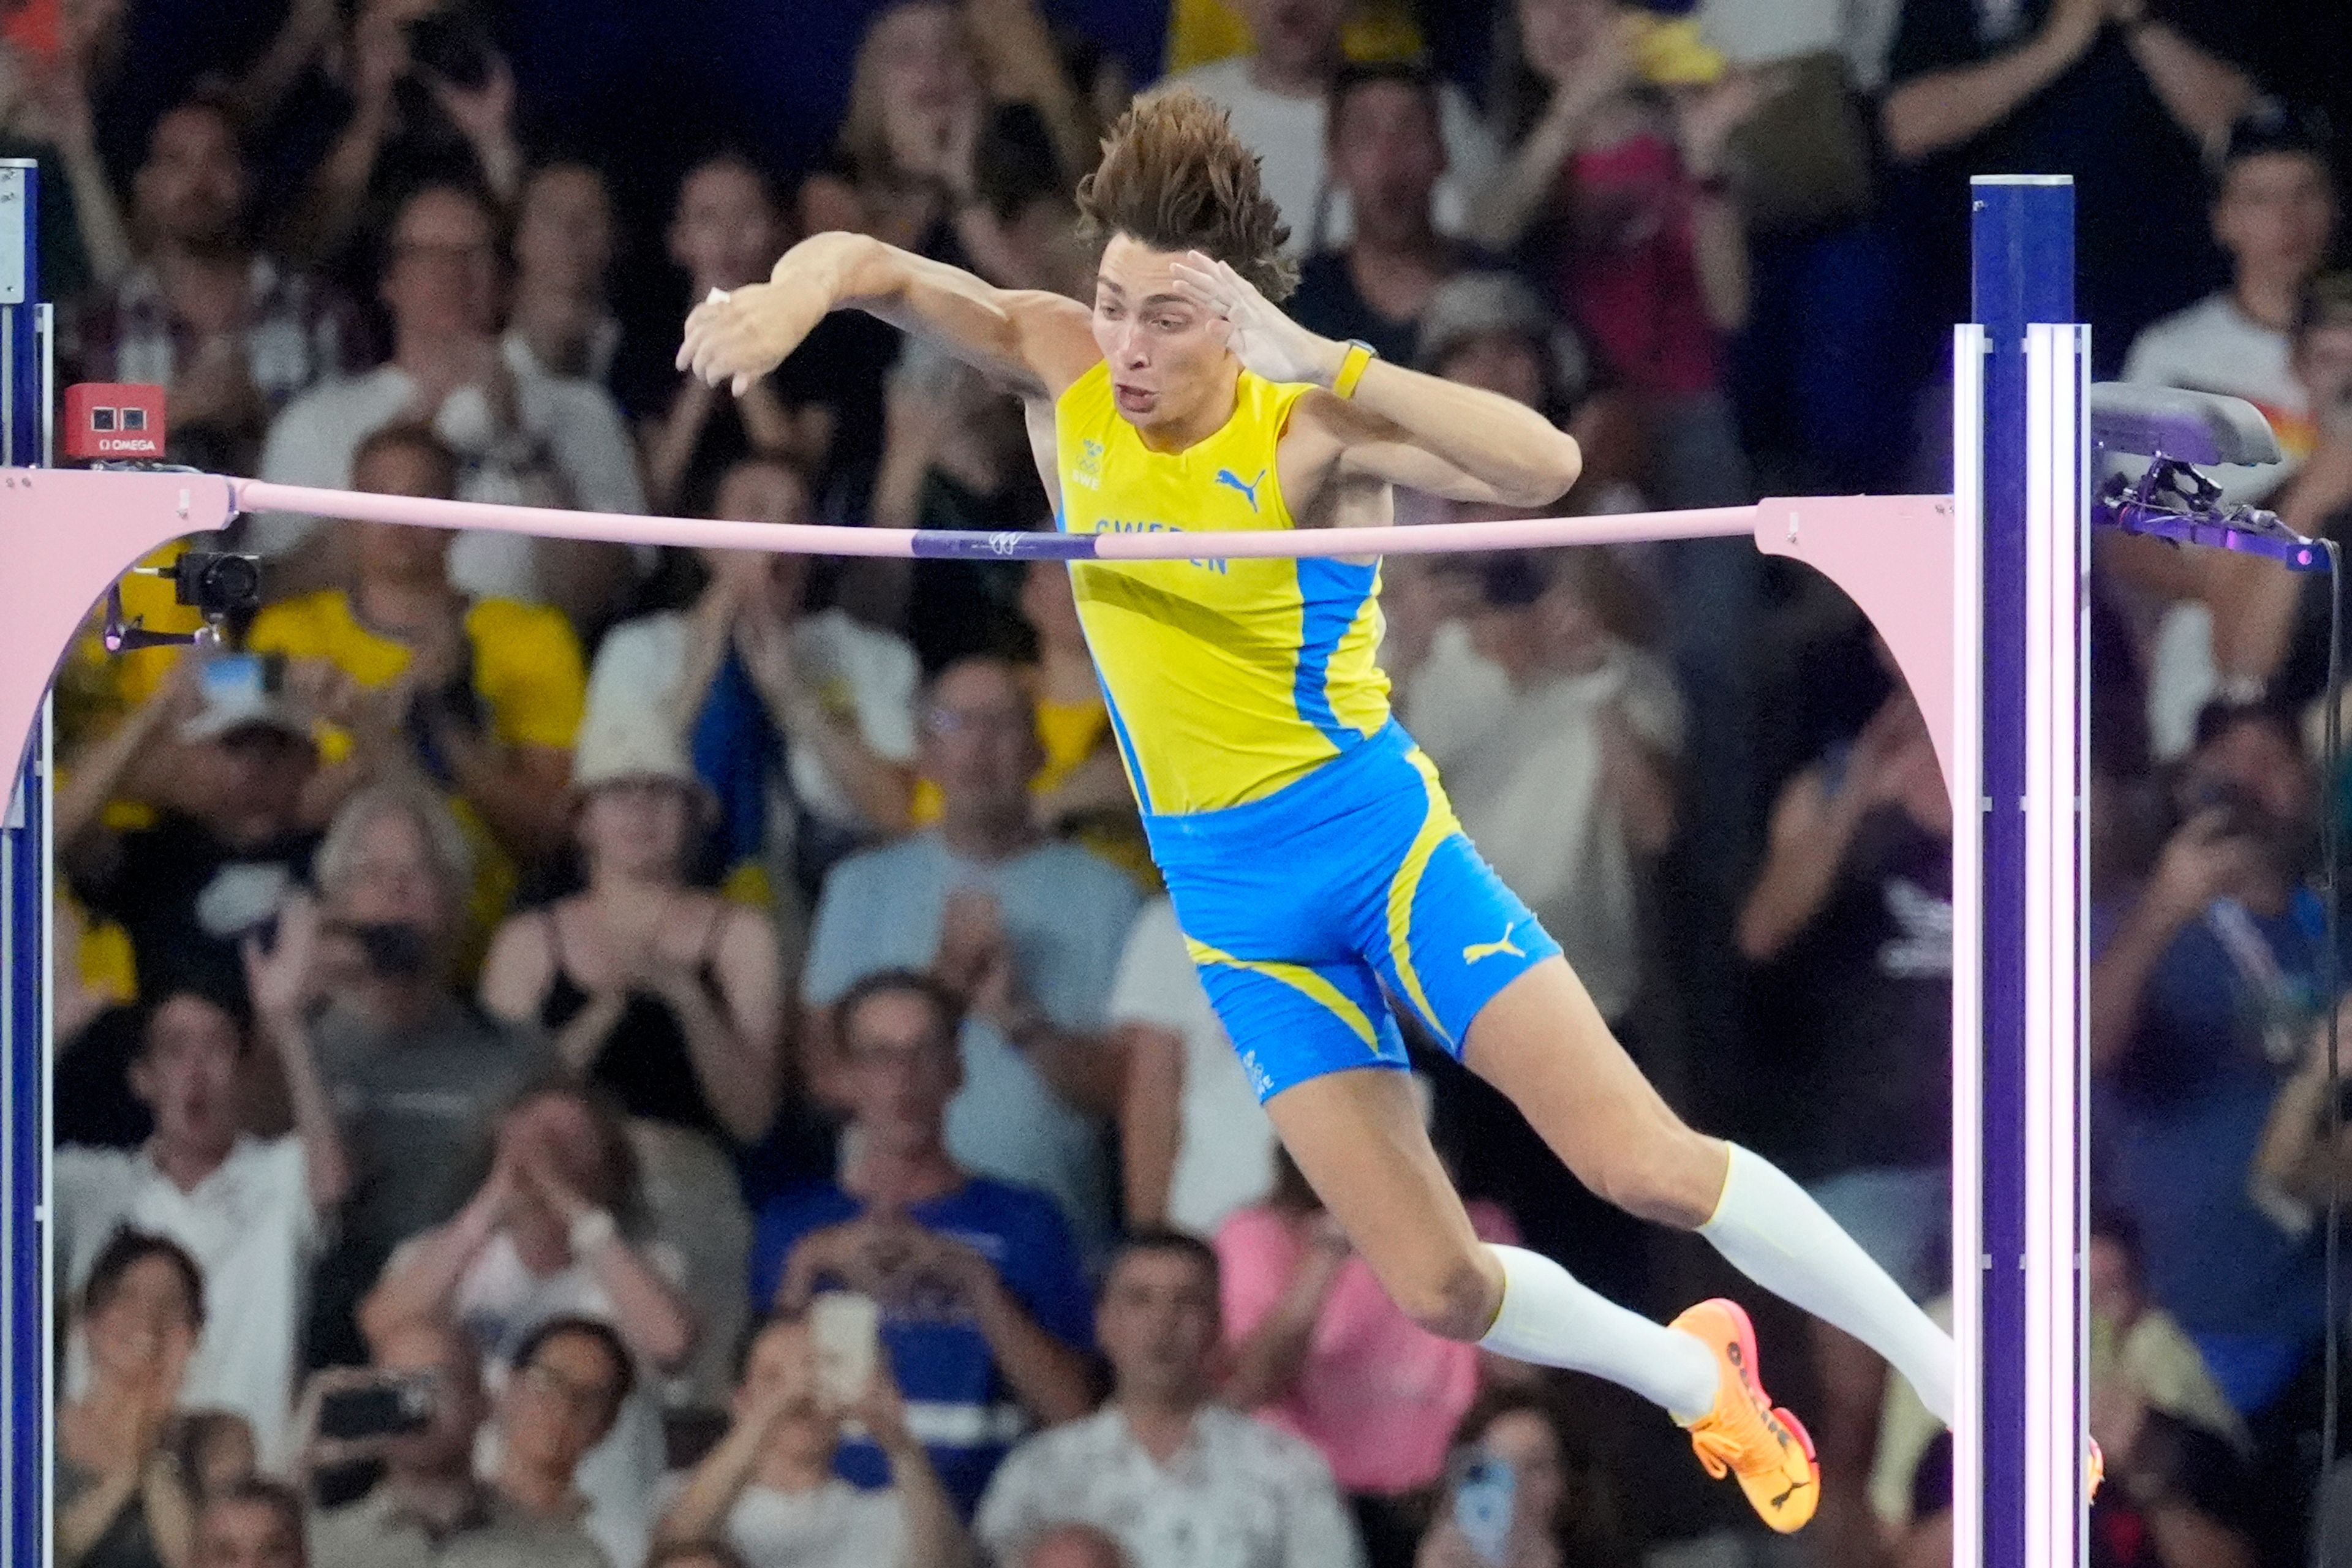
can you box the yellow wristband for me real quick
[1332,341,1376,400]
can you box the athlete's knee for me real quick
[1384,1249,1502,1343]
[1590,1123,1726,1230]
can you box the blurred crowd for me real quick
[31,0,2352,1565]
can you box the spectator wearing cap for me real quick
[1287,64,1503,369]
[254,182,646,625]
[2122,104,2337,506]
[479,714,784,1151]
[799,657,1142,1257]
[66,92,363,477]
[1412,271,1645,513]
[581,454,919,919]
[55,946,350,1464]
[978,1231,1362,1568]
[250,423,588,932]
[56,652,322,1007]
[1162,0,1497,256]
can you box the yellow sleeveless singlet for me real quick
[1054,360,1392,816]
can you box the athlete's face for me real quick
[1093,233,1235,435]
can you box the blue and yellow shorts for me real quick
[1143,722,1560,1102]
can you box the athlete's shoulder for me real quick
[1006,290,1100,396]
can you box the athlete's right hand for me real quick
[677,274,827,397]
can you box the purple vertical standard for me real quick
[1969,174,2081,1568]
[0,154,43,1568]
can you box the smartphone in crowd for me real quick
[1451,1453,1517,1567]
[318,1373,437,1441]
[811,1291,881,1409]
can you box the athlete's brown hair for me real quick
[1076,88,1299,302]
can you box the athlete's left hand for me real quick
[1169,251,1343,388]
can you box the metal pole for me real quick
[0,154,47,1568]
[1969,174,2087,1568]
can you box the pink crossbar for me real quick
[0,468,1954,802]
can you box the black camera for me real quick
[318,1373,437,1441]
[170,551,264,618]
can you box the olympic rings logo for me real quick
[987,532,1023,557]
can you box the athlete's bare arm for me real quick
[679,231,1099,405]
[1166,254,1584,519]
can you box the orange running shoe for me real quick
[1669,1298,1821,1533]
[2089,1438,2104,1502]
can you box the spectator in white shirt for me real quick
[2122,103,2338,505]
[655,1309,970,1568]
[2119,106,2339,757]
[360,1085,699,1568]
[252,182,645,624]
[1411,549,1679,1031]
[581,455,919,914]
[976,1231,1365,1568]
[56,910,352,1466]
[1161,0,1497,254]
[1109,897,1278,1237]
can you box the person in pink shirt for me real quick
[1217,1147,1521,1564]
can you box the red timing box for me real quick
[64,383,166,462]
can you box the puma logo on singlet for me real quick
[1462,927,1525,964]
[1215,466,1267,512]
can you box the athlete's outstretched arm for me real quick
[1168,254,1583,509]
[679,230,1097,399]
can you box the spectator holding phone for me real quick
[755,970,1094,1515]
[55,952,349,1467]
[1735,666,1952,1561]
[254,421,589,920]
[2091,699,2340,1422]
[258,183,646,625]
[298,782,554,1367]
[656,1308,970,1568]
[304,1317,606,1568]
[360,1085,697,1568]
[1412,1391,1632,1568]
[57,650,322,1009]
[977,1231,1362,1568]
[58,1232,202,1568]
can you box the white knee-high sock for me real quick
[1699,1144,1956,1426]
[1476,1244,1719,1422]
